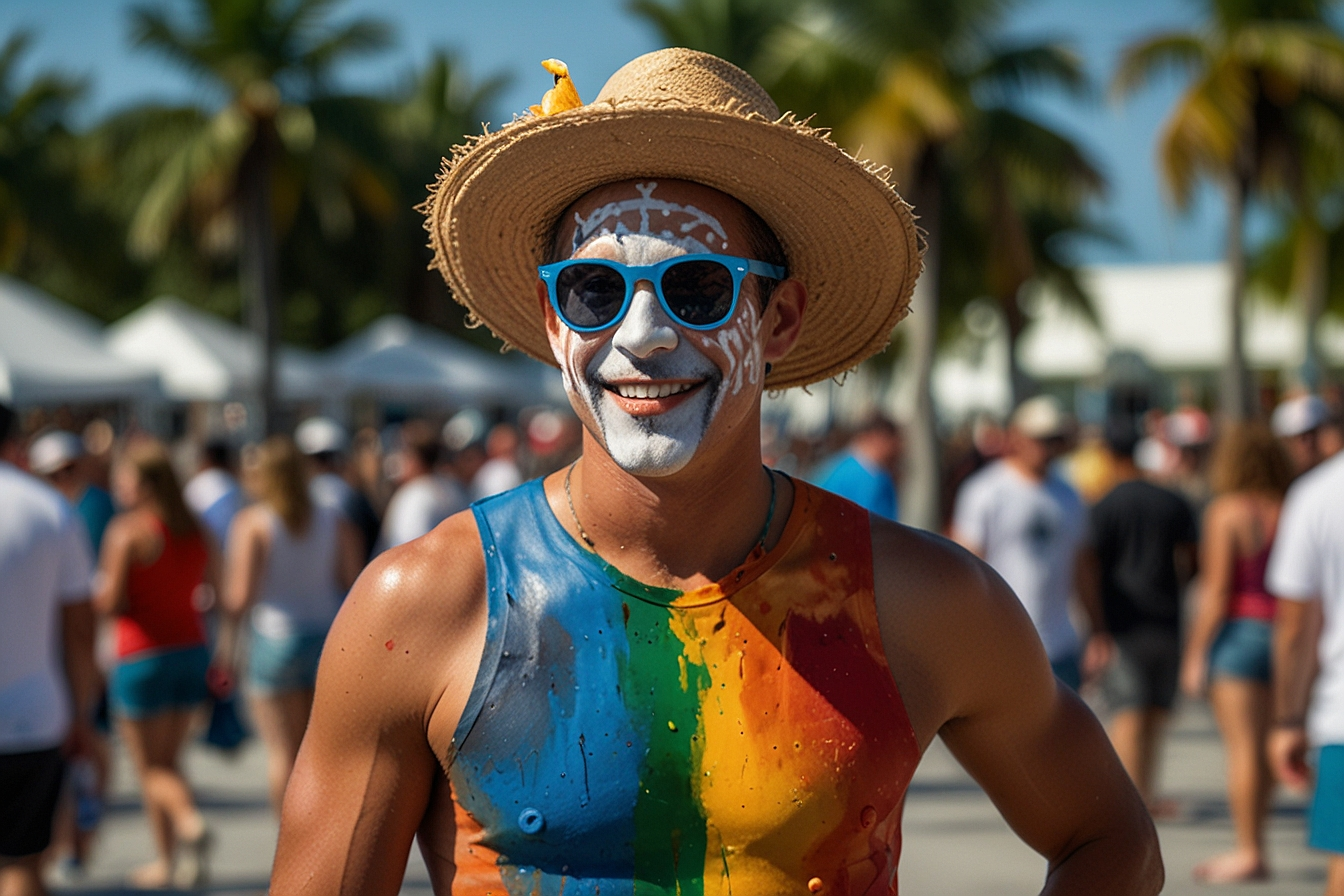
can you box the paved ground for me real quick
[50,700,1328,895]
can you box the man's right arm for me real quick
[270,512,489,896]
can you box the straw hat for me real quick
[424,48,922,390]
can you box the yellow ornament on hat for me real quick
[528,59,583,116]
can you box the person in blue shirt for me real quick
[29,431,115,555]
[813,417,901,519]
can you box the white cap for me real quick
[294,417,348,456]
[1010,395,1070,440]
[1271,395,1328,438]
[29,430,84,475]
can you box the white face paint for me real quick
[546,183,768,477]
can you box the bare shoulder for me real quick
[316,508,488,750]
[868,515,1048,749]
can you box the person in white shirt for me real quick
[470,423,524,501]
[378,420,467,550]
[1267,450,1344,896]
[182,440,243,550]
[0,402,97,896]
[294,417,380,562]
[952,395,1108,690]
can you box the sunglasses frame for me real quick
[538,253,787,333]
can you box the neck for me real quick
[1111,457,1141,482]
[555,431,786,590]
[1005,454,1047,483]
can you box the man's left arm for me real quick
[875,527,1161,895]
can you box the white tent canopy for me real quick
[328,315,565,407]
[1019,263,1344,379]
[105,296,331,402]
[0,275,159,405]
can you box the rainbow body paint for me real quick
[434,479,919,895]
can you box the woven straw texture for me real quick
[425,48,922,390]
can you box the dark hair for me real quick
[203,439,232,470]
[1103,417,1141,459]
[400,420,441,470]
[0,402,14,444]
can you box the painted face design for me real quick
[548,182,766,477]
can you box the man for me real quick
[295,416,381,562]
[952,395,1109,690]
[1267,447,1344,895]
[182,439,244,550]
[813,417,901,519]
[28,430,117,557]
[0,403,98,896]
[469,423,524,501]
[271,49,1159,894]
[1089,418,1197,811]
[1272,393,1330,477]
[376,419,467,551]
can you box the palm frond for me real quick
[1112,31,1207,100]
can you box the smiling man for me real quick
[269,49,1161,896]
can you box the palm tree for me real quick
[754,0,1102,530]
[1114,0,1344,420]
[125,0,392,433]
[629,0,800,71]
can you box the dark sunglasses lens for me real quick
[661,260,734,326]
[555,264,626,329]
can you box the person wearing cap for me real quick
[270,50,1159,895]
[0,405,98,896]
[1272,394,1332,477]
[952,395,1109,692]
[29,430,117,557]
[295,416,380,563]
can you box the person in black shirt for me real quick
[1090,418,1198,811]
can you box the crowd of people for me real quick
[0,402,578,894]
[2,383,1343,892]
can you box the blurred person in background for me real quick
[953,395,1108,690]
[470,422,524,500]
[1273,394,1331,478]
[1089,418,1197,814]
[28,431,117,557]
[1161,406,1214,519]
[295,417,381,563]
[27,432,115,879]
[1180,421,1294,883]
[378,420,467,550]
[812,416,901,519]
[1267,432,1344,896]
[0,403,97,896]
[182,439,243,551]
[217,436,362,813]
[94,438,215,889]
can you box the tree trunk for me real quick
[1297,218,1327,392]
[1220,176,1254,421]
[900,149,942,532]
[239,127,280,435]
[1002,290,1034,409]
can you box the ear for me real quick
[539,279,561,342]
[761,278,807,365]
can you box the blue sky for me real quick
[0,0,1227,266]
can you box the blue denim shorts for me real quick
[109,644,210,719]
[248,630,327,695]
[1310,745,1344,854]
[1209,618,1273,684]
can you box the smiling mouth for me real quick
[609,381,698,400]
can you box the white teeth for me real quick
[614,382,694,399]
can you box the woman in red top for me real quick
[1180,422,1293,883]
[93,438,215,889]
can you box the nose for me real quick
[611,279,677,358]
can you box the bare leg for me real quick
[1109,709,1148,797]
[118,711,206,885]
[249,689,315,812]
[0,856,47,896]
[1326,854,1344,896]
[1194,677,1272,882]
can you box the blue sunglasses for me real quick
[538,253,787,333]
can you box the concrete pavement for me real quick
[51,701,1329,895]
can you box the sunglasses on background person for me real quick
[539,254,787,333]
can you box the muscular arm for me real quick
[1269,597,1322,789]
[875,525,1161,896]
[270,512,489,896]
